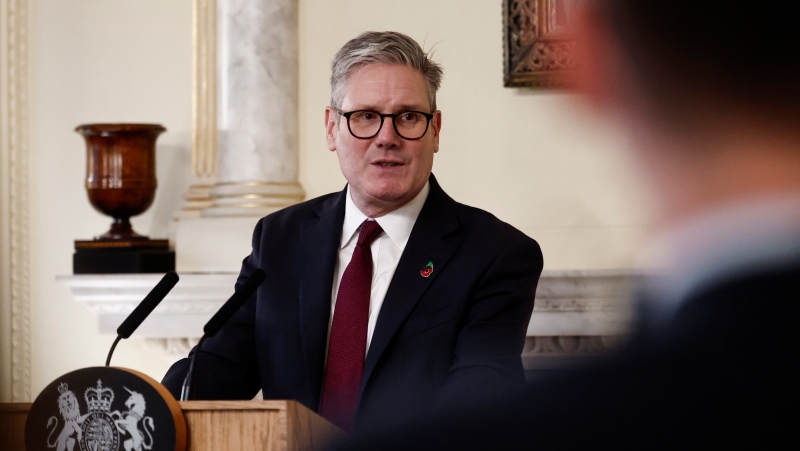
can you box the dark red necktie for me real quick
[320,219,383,431]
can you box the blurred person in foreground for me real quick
[329,2,798,448]
[162,31,543,433]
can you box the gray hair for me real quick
[330,31,443,111]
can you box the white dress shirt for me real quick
[329,182,430,351]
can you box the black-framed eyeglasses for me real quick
[335,109,434,140]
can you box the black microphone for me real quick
[180,268,266,400]
[105,271,180,366]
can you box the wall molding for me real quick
[173,0,217,219]
[1,0,32,402]
[192,0,217,178]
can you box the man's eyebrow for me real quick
[393,104,429,112]
[346,104,429,112]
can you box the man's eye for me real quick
[399,112,420,123]
[353,111,377,121]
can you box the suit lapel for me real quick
[298,189,346,408]
[361,176,463,392]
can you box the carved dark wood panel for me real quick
[503,0,579,88]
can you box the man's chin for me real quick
[356,189,415,215]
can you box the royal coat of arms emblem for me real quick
[26,367,185,451]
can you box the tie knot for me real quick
[357,220,383,246]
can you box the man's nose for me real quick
[374,118,402,147]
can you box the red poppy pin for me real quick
[420,261,434,278]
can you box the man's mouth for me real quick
[375,162,402,167]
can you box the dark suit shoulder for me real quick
[242,190,344,273]
[452,202,540,251]
[247,191,344,246]
[256,191,341,226]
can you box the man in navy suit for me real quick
[162,31,543,432]
[329,3,798,449]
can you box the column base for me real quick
[202,181,304,218]
[174,182,214,220]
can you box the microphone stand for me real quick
[105,270,179,367]
[179,268,265,401]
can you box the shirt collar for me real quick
[340,181,430,251]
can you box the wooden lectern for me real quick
[0,400,345,451]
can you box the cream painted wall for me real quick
[16,0,652,399]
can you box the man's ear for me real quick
[431,110,442,153]
[324,107,337,152]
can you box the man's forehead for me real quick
[341,63,430,110]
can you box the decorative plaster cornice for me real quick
[521,335,627,371]
[3,0,32,402]
[523,335,625,357]
[535,269,637,312]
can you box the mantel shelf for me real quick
[57,269,640,363]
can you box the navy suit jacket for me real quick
[162,175,543,430]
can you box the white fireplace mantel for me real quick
[57,269,641,365]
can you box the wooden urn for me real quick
[73,123,174,273]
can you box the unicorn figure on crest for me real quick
[112,387,155,451]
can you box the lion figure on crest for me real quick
[46,384,85,451]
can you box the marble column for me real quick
[204,0,304,217]
[174,0,304,271]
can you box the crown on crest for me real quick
[57,382,69,395]
[84,379,114,413]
